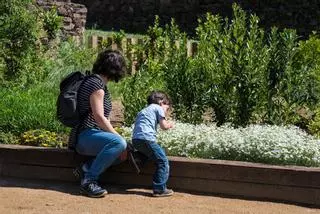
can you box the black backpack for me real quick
[56,71,87,127]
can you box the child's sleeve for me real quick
[156,105,166,123]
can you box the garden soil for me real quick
[1,101,320,214]
[1,176,320,214]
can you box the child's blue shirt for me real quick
[132,104,165,142]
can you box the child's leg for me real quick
[132,139,169,192]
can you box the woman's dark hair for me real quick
[147,91,171,105]
[92,49,127,82]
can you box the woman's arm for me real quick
[90,89,118,135]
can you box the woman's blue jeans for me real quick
[132,139,169,192]
[76,128,127,183]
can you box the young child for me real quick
[132,90,174,197]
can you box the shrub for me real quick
[0,85,67,135]
[0,132,20,145]
[42,6,63,40]
[195,4,269,126]
[308,107,320,138]
[0,0,41,83]
[163,20,207,124]
[43,39,98,88]
[121,17,166,125]
[20,129,66,148]
[0,0,62,86]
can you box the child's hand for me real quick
[168,121,174,129]
[160,119,174,130]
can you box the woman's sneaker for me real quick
[80,181,107,198]
[153,189,174,197]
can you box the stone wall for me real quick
[37,0,87,39]
[72,0,319,37]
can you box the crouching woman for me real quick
[70,50,127,197]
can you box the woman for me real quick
[71,50,127,198]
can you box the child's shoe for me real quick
[153,189,174,197]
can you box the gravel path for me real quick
[1,177,319,214]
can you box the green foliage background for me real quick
[0,1,319,152]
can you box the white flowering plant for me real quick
[121,122,320,167]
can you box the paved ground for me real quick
[1,176,319,214]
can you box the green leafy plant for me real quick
[163,20,207,124]
[121,62,165,125]
[0,85,68,135]
[42,6,63,40]
[308,107,320,138]
[112,30,126,46]
[21,129,66,148]
[0,132,20,145]
[121,17,168,125]
[0,0,41,83]
[265,28,300,125]
[195,4,269,126]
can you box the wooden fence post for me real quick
[88,35,98,49]
[131,38,138,74]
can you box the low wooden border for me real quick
[1,144,320,206]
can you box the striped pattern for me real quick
[68,74,112,149]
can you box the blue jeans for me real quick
[132,139,169,192]
[76,128,127,183]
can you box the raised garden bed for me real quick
[1,144,320,206]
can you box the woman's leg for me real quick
[77,129,127,183]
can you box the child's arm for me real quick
[159,118,173,130]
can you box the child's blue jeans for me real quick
[76,128,127,183]
[132,139,169,192]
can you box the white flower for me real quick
[122,122,320,167]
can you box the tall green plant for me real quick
[121,17,167,125]
[121,61,165,125]
[42,6,63,40]
[0,0,63,86]
[0,0,41,82]
[196,4,269,126]
[266,28,300,124]
[163,20,207,124]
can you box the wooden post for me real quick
[88,35,98,49]
[187,40,193,57]
[175,40,180,49]
[120,38,127,56]
[191,41,198,56]
[130,38,138,74]
[97,36,104,49]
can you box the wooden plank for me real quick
[3,144,320,206]
[168,177,320,206]
[2,163,320,206]
[2,145,320,188]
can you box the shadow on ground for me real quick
[0,176,152,197]
[1,176,319,209]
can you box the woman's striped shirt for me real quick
[68,74,112,149]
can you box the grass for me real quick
[85,29,144,39]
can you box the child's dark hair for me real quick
[92,49,127,82]
[147,91,171,105]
